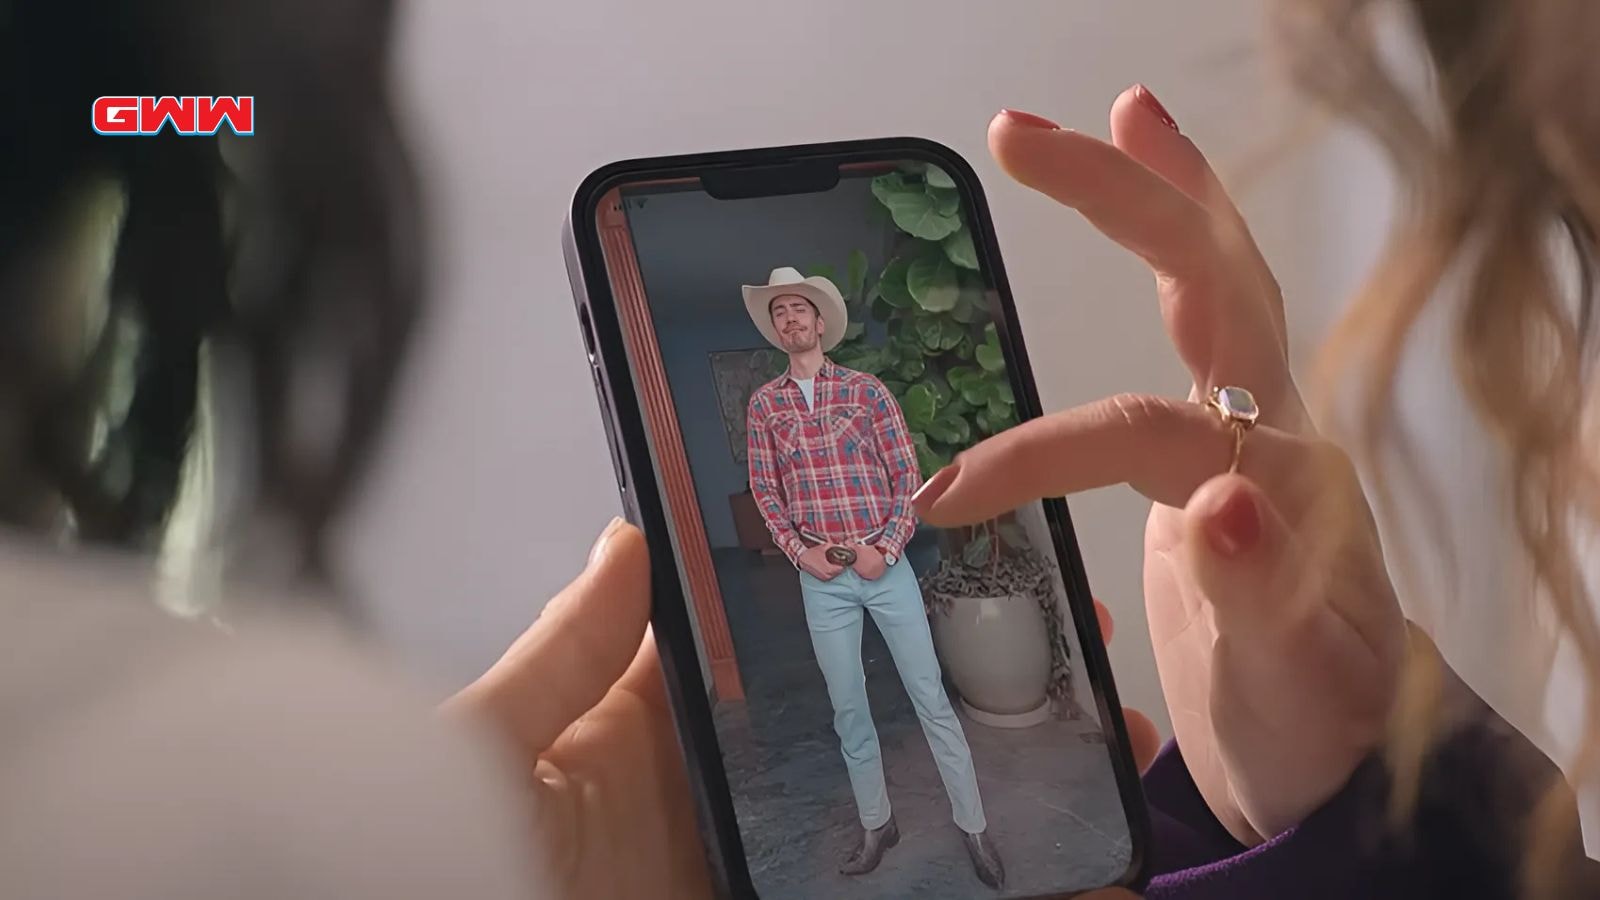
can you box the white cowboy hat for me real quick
[741,266,849,353]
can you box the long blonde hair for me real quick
[1274,0,1600,894]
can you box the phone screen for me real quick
[588,158,1135,898]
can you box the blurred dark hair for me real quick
[0,0,423,580]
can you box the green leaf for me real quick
[925,165,956,189]
[883,190,963,241]
[903,383,939,430]
[951,278,985,323]
[913,435,950,480]
[877,258,915,308]
[846,250,868,303]
[997,521,1031,550]
[897,161,929,176]
[929,186,961,217]
[805,263,836,281]
[871,172,911,207]
[961,530,992,567]
[883,380,908,397]
[995,381,1014,404]
[976,406,1000,435]
[925,411,971,445]
[975,322,1006,372]
[943,226,979,270]
[926,373,954,405]
[896,354,926,381]
[952,333,975,360]
[988,396,1011,419]
[975,342,1005,372]
[844,322,865,340]
[907,257,960,312]
[943,395,972,418]
[946,365,979,391]
[915,315,965,352]
[960,381,989,406]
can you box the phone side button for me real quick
[591,364,629,495]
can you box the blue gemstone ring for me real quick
[1207,385,1259,474]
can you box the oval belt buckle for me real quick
[826,546,858,566]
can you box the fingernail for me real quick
[588,516,626,568]
[1134,84,1180,134]
[999,108,1061,131]
[1206,490,1260,558]
[912,463,961,510]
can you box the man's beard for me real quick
[782,329,817,352]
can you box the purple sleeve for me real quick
[1137,701,1600,899]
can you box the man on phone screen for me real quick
[741,266,1005,888]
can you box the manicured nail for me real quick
[999,109,1061,131]
[912,463,961,510]
[1134,84,1180,134]
[588,516,626,568]
[1206,490,1260,558]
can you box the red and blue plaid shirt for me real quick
[745,358,921,566]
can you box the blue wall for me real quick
[657,318,770,548]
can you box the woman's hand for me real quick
[914,87,1409,847]
[442,519,714,899]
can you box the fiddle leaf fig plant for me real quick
[805,164,1075,706]
[825,165,1020,479]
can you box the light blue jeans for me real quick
[799,558,988,834]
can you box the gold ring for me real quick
[1206,385,1259,474]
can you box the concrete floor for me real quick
[709,548,1132,900]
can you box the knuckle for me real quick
[1105,392,1185,437]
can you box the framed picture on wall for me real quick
[707,347,787,465]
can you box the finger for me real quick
[990,104,1292,424]
[616,625,668,711]
[1107,85,1280,322]
[1182,475,1400,836]
[1108,85,1289,351]
[1108,86,1241,228]
[1186,471,1401,683]
[913,392,1301,527]
[454,518,652,755]
[1094,597,1114,645]
[1124,707,1164,773]
[989,109,1221,283]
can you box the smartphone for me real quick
[563,139,1149,899]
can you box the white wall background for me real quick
[342,0,1337,742]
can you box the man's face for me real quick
[769,295,824,353]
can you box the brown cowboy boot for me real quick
[962,829,1006,889]
[839,816,899,876]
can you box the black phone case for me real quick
[561,137,1151,898]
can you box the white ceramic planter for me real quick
[930,591,1053,728]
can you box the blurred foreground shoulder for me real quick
[0,540,548,900]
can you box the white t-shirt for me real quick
[793,376,816,410]
[0,536,548,899]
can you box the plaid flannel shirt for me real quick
[745,358,921,567]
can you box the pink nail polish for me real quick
[1134,84,1180,134]
[999,109,1061,131]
